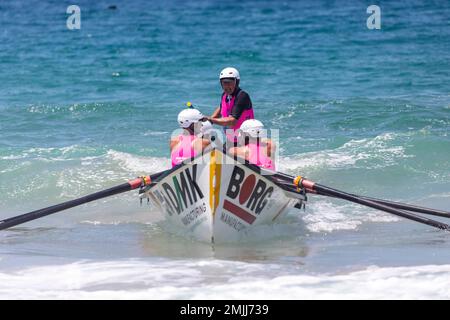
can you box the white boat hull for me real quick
[141,150,306,243]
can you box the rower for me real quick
[228,119,276,171]
[207,67,254,144]
[170,104,211,167]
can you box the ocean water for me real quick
[0,0,449,299]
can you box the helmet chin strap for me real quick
[186,124,195,134]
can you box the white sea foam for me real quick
[79,220,122,225]
[27,103,105,114]
[1,146,169,174]
[142,130,169,136]
[0,147,170,220]
[303,199,398,233]
[271,100,344,125]
[47,149,169,199]
[1,260,449,299]
[279,132,412,172]
[0,145,98,161]
[106,150,169,174]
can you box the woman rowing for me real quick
[170,105,212,167]
[228,119,276,171]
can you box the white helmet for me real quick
[240,119,264,137]
[178,108,203,128]
[219,67,240,80]
[200,120,214,135]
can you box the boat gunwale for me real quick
[141,148,302,198]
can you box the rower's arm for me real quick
[228,146,249,159]
[170,137,180,151]
[201,138,211,151]
[193,138,211,153]
[210,116,237,127]
[211,107,221,118]
[264,138,276,157]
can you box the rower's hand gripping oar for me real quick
[0,172,166,231]
[290,175,450,231]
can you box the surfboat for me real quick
[140,149,306,243]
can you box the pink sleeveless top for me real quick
[247,142,275,171]
[220,91,254,141]
[171,134,198,167]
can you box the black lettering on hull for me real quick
[220,212,246,232]
[226,166,245,199]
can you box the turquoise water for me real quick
[0,0,449,299]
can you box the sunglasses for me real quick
[221,79,236,84]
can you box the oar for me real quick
[349,195,450,218]
[0,171,168,231]
[272,173,450,231]
[273,172,450,218]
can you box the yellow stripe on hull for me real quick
[209,149,222,218]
